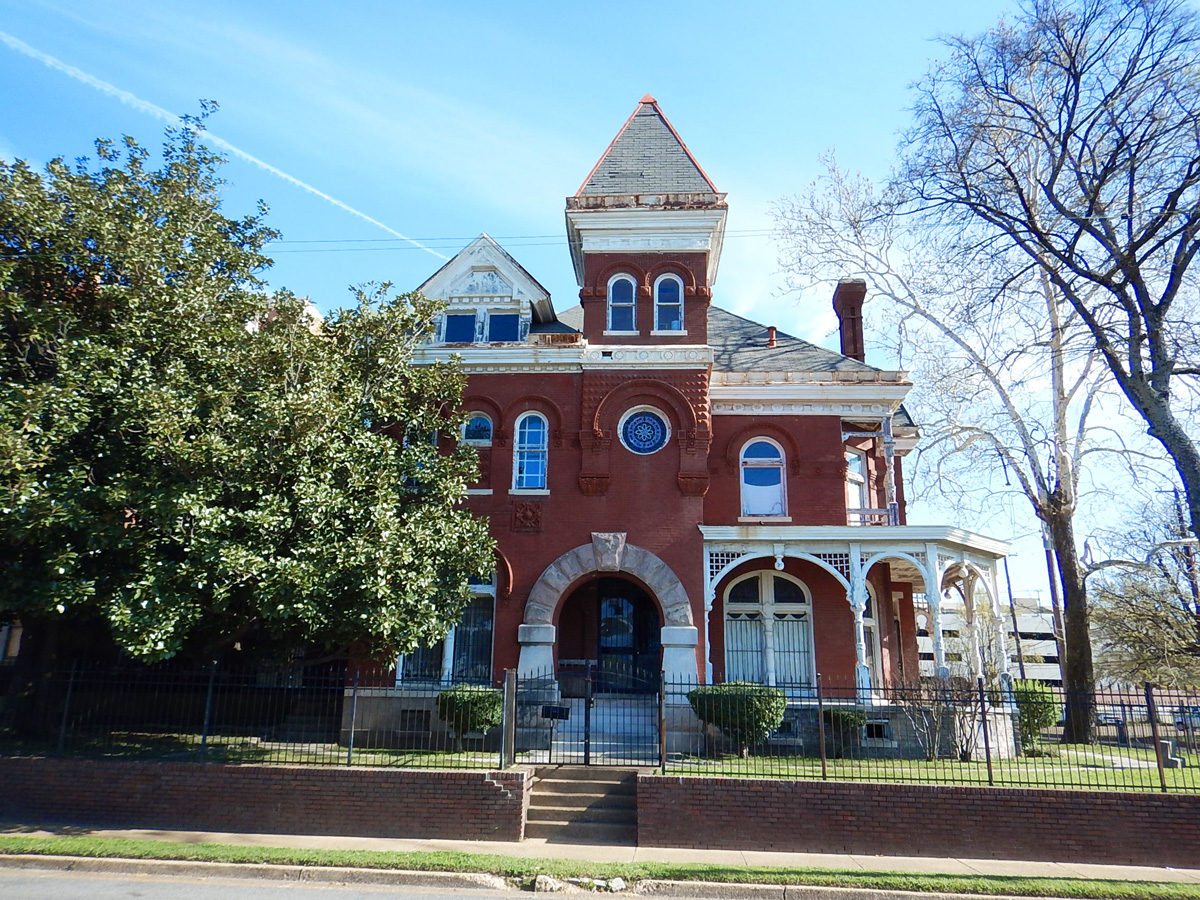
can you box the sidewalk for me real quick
[8,825,1200,886]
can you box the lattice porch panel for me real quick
[708,551,742,581]
[815,552,851,581]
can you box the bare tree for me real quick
[900,0,1200,547]
[1091,491,1200,687]
[775,161,1130,740]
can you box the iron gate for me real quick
[519,663,662,766]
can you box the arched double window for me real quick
[513,412,548,490]
[740,439,786,517]
[654,274,683,332]
[607,274,637,332]
[724,572,813,690]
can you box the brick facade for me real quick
[636,774,1200,867]
[0,758,530,841]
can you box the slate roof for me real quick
[576,96,718,197]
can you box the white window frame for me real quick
[739,438,788,520]
[512,412,549,492]
[846,447,870,524]
[724,571,814,692]
[442,311,478,343]
[484,309,522,343]
[617,405,671,455]
[651,273,685,334]
[606,273,638,334]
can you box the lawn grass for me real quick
[0,832,1197,899]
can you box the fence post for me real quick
[345,669,360,767]
[199,659,218,762]
[1145,682,1168,793]
[583,662,593,767]
[500,669,517,768]
[55,660,77,756]
[658,672,667,773]
[816,673,828,781]
[977,677,994,786]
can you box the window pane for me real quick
[517,415,546,449]
[403,641,444,680]
[657,278,680,304]
[728,578,759,604]
[656,303,682,331]
[656,279,682,331]
[452,597,494,683]
[610,278,634,303]
[516,416,547,489]
[463,415,492,442]
[846,450,866,479]
[772,577,806,605]
[743,467,782,487]
[611,303,634,331]
[742,482,785,516]
[774,613,813,687]
[488,314,520,342]
[444,313,475,342]
[744,441,782,460]
[725,613,764,683]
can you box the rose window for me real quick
[621,410,669,455]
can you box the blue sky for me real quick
[3,0,1066,594]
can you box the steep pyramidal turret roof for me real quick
[575,95,718,196]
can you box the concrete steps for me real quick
[526,766,638,844]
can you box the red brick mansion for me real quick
[403,97,1010,701]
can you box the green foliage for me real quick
[0,119,494,661]
[821,707,868,730]
[687,682,787,757]
[436,685,503,749]
[1013,679,1059,749]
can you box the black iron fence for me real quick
[0,660,512,769]
[661,674,1200,793]
[4,661,1198,792]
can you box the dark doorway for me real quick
[558,577,661,694]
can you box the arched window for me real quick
[740,439,786,517]
[654,274,684,332]
[607,274,636,332]
[513,412,548,490]
[461,413,493,446]
[724,572,813,690]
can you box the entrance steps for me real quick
[526,766,638,844]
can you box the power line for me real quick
[267,229,779,253]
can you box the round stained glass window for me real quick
[621,409,669,455]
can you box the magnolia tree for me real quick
[0,118,493,672]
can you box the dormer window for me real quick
[487,312,520,342]
[443,312,476,343]
[608,275,636,332]
[654,274,684,332]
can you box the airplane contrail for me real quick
[0,29,447,260]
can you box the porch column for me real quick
[517,624,555,678]
[924,543,949,680]
[990,564,1012,678]
[849,543,871,701]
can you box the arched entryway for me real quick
[558,577,662,694]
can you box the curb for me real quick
[635,881,1063,900]
[0,854,508,891]
[0,855,1132,900]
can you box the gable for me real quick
[418,233,554,322]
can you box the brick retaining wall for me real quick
[637,775,1200,867]
[0,758,531,841]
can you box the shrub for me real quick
[1013,679,1058,751]
[687,682,786,757]
[436,685,503,751]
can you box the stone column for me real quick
[661,625,699,689]
[517,624,556,679]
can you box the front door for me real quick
[596,579,660,694]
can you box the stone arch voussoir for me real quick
[524,535,693,628]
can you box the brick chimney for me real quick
[832,279,867,363]
[766,325,777,348]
